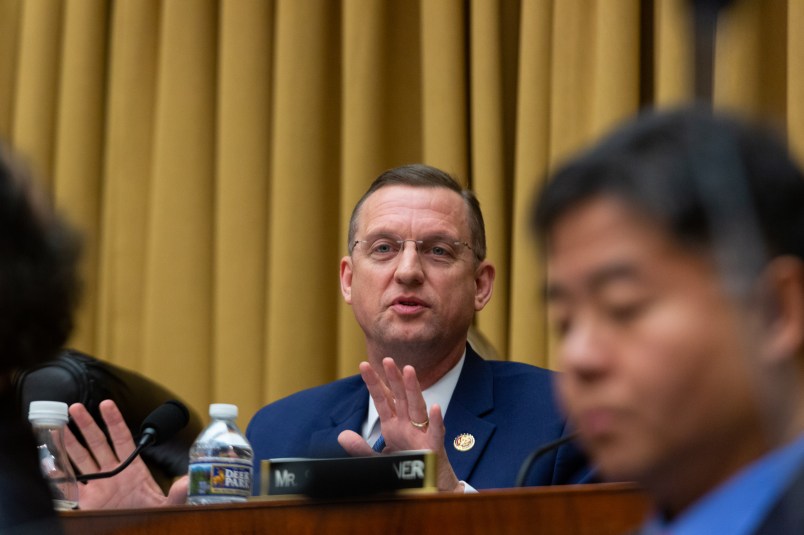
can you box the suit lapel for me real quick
[443,346,496,481]
[308,379,369,458]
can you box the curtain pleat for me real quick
[509,0,552,366]
[142,0,218,411]
[10,0,63,184]
[52,0,110,354]
[550,0,595,165]
[265,0,341,402]
[0,0,21,139]
[214,0,274,422]
[654,0,693,107]
[589,1,640,137]
[421,0,468,178]
[97,0,161,371]
[789,0,804,163]
[714,0,787,122]
[0,0,801,425]
[470,0,510,360]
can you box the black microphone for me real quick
[515,431,579,487]
[77,400,190,483]
[135,400,190,448]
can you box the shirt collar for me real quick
[363,350,466,443]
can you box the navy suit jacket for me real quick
[753,458,804,534]
[247,345,589,490]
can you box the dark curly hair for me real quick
[0,145,81,375]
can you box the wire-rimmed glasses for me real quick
[352,235,474,266]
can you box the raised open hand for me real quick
[338,358,463,492]
[65,400,187,509]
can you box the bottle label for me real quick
[188,458,253,498]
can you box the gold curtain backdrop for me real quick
[0,0,801,427]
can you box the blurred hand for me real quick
[65,399,187,509]
[337,358,463,493]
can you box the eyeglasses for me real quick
[352,235,474,265]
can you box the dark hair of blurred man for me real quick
[533,108,804,534]
[0,145,81,534]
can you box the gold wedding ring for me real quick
[410,417,429,429]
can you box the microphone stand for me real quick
[76,431,156,483]
[515,432,579,487]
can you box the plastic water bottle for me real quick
[187,403,254,504]
[28,401,79,510]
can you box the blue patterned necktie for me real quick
[372,434,385,453]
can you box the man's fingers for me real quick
[338,430,377,457]
[402,365,428,427]
[64,425,98,475]
[98,399,138,462]
[382,358,410,417]
[166,476,189,505]
[428,404,446,441]
[360,361,396,420]
[68,402,119,470]
[428,404,461,492]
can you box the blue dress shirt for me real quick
[642,433,804,535]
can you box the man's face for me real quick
[546,197,764,497]
[340,185,494,372]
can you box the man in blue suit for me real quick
[248,338,583,491]
[64,164,587,506]
[247,164,586,492]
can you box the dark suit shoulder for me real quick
[484,359,555,381]
[753,460,804,534]
[247,374,365,433]
[453,351,558,415]
[251,375,365,412]
[488,360,557,410]
[246,374,370,481]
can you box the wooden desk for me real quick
[61,483,650,535]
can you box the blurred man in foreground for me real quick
[533,108,804,533]
[0,145,81,534]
